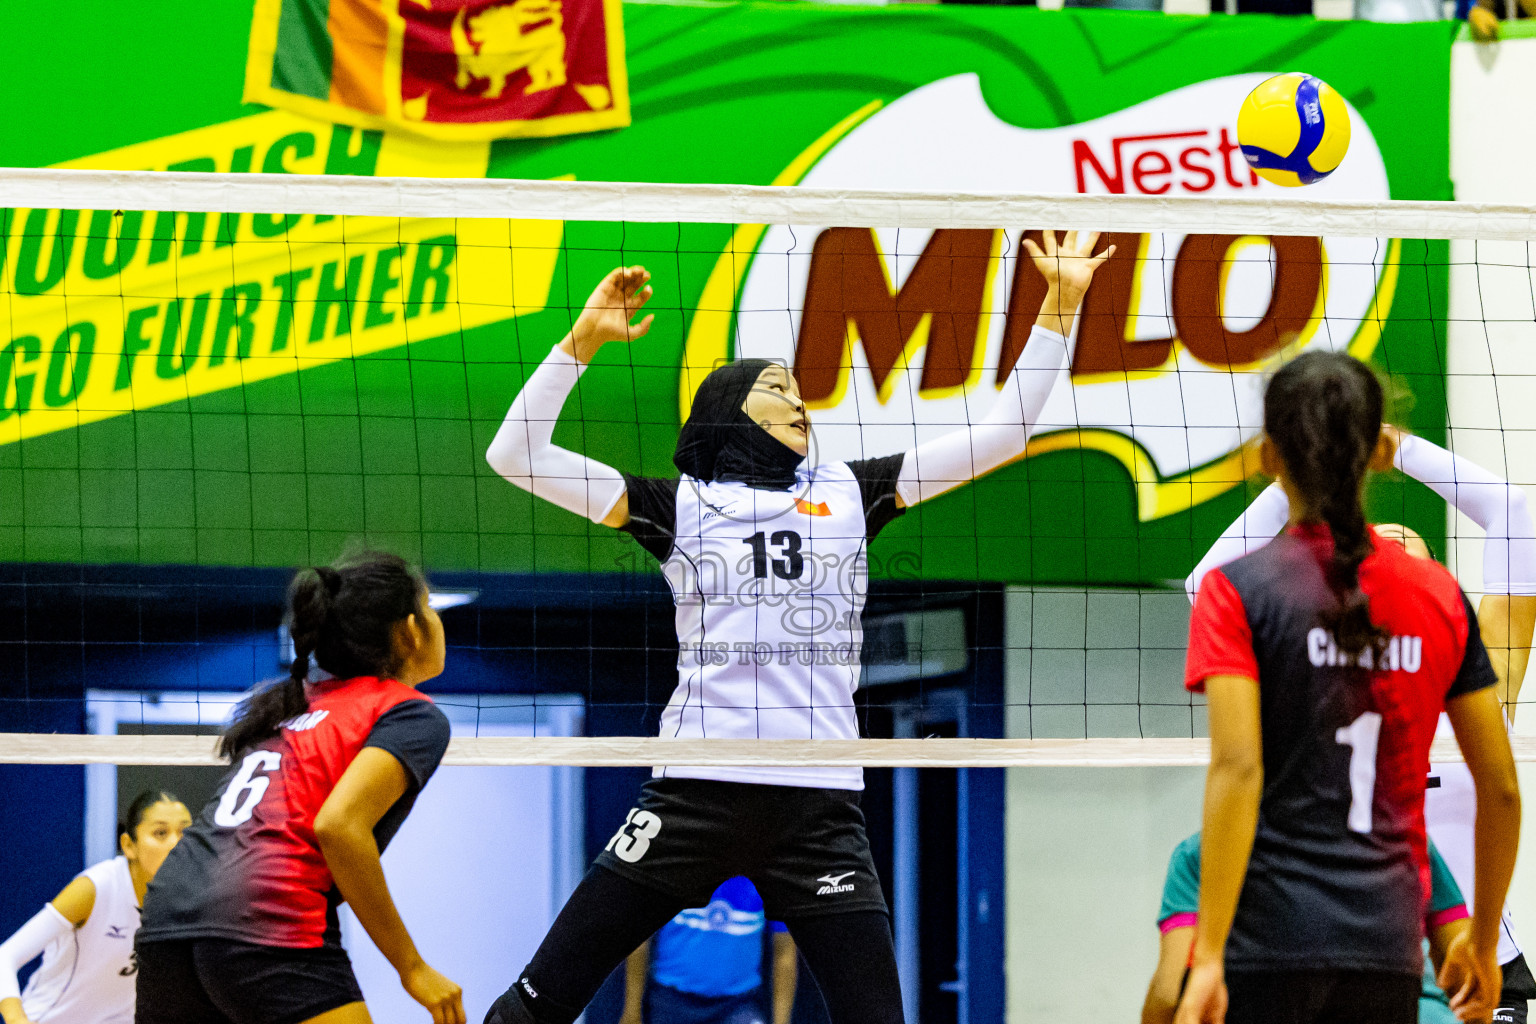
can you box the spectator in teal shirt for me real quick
[1143,833,1471,1024]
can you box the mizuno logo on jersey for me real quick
[280,709,331,732]
[702,502,738,521]
[106,924,129,939]
[796,499,831,516]
[1306,628,1422,672]
[816,871,856,895]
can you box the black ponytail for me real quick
[120,788,182,843]
[220,550,427,759]
[1264,350,1392,662]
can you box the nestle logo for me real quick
[1073,129,1258,195]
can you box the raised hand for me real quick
[1022,230,1115,338]
[567,265,655,364]
[1024,230,1114,302]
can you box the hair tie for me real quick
[315,566,342,594]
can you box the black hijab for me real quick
[673,359,804,490]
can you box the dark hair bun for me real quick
[1264,350,1390,662]
[219,551,426,759]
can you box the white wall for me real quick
[1002,588,1196,741]
[1004,762,1536,1022]
[1447,35,1536,649]
[1006,764,1205,1021]
[1004,587,1203,1020]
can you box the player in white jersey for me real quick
[0,790,191,1024]
[482,232,1113,1024]
[1186,425,1536,1024]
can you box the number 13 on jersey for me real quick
[605,809,662,863]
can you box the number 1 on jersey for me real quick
[1335,711,1382,834]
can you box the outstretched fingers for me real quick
[1055,230,1101,257]
[628,313,656,341]
[620,265,651,294]
[1090,244,1117,267]
[614,264,649,292]
[622,271,655,339]
[1024,231,1110,260]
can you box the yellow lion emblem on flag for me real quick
[451,0,568,99]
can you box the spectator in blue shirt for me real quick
[622,877,797,1024]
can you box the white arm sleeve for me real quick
[485,344,627,525]
[1395,433,1536,595]
[1184,483,1292,604]
[0,903,70,1002]
[895,325,1069,507]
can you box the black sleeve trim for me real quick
[619,473,680,562]
[364,700,451,791]
[1447,591,1499,700]
[846,454,907,541]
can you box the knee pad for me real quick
[485,975,579,1024]
[484,984,537,1024]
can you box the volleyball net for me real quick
[2,169,1536,770]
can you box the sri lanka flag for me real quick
[244,0,629,141]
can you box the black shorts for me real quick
[1499,953,1536,1024]
[1225,969,1419,1024]
[135,937,364,1024]
[593,777,888,920]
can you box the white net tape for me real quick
[4,734,1532,767]
[3,167,1536,238]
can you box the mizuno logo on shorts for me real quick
[816,871,855,895]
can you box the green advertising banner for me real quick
[0,3,1453,586]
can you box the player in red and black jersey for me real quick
[135,552,463,1024]
[1176,352,1522,1024]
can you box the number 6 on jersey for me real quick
[214,750,282,827]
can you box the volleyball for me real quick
[1236,72,1351,187]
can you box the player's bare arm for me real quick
[316,748,465,1024]
[1175,674,1262,1024]
[1441,687,1522,1023]
[1143,925,1195,1024]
